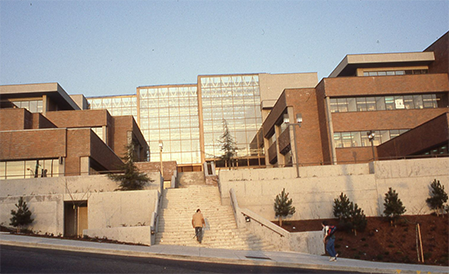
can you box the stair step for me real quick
[154,185,276,251]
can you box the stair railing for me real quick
[150,190,161,245]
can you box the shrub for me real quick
[333,192,352,223]
[274,188,296,227]
[10,197,34,233]
[333,192,367,235]
[426,179,448,216]
[383,187,406,225]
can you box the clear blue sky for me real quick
[1,0,448,97]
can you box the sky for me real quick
[1,0,448,97]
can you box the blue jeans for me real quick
[326,237,337,257]
[195,227,203,243]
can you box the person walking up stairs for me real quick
[155,185,275,251]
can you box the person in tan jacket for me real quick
[192,209,205,243]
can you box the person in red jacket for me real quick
[322,221,338,261]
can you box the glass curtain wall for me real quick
[89,96,138,117]
[139,86,200,164]
[199,75,262,160]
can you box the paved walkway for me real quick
[1,233,447,274]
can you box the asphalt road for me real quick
[1,245,366,274]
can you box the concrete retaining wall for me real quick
[0,174,162,245]
[0,173,162,197]
[83,226,152,245]
[220,158,449,221]
[230,189,324,255]
[0,194,64,236]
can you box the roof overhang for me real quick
[329,52,435,78]
[0,83,80,110]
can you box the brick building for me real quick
[260,32,449,168]
[0,83,148,179]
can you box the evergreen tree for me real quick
[10,197,34,233]
[426,179,448,216]
[383,187,406,225]
[333,193,367,235]
[108,143,151,191]
[218,119,238,169]
[333,192,352,223]
[274,188,296,227]
[351,202,367,235]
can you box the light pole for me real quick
[159,140,164,178]
[284,113,302,178]
[367,131,375,161]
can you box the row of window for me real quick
[423,144,448,156]
[0,159,60,180]
[200,75,259,88]
[11,100,43,113]
[334,129,409,148]
[362,69,428,76]
[330,93,444,113]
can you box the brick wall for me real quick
[323,74,449,97]
[66,128,91,176]
[45,109,109,128]
[135,161,177,181]
[89,130,123,172]
[0,129,66,160]
[377,112,449,158]
[285,88,324,165]
[0,108,31,130]
[425,32,448,74]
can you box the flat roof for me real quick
[329,52,435,78]
[0,83,80,110]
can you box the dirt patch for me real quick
[273,214,448,266]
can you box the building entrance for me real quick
[64,201,88,237]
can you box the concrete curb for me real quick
[1,235,448,274]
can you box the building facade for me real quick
[88,73,318,171]
[262,32,449,167]
[0,83,148,179]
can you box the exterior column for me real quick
[325,97,337,165]
[80,156,90,175]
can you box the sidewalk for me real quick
[1,233,447,274]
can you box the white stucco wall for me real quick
[219,158,449,221]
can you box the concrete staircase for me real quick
[155,185,275,251]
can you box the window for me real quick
[330,93,443,113]
[423,94,437,108]
[334,129,409,148]
[334,133,342,148]
[403,95,414,109]
[356,97,367,111]
[376,97,386,110]
[385,96,395,110]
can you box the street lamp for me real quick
[159,140,164,178]
[284,113,302,178]
[367,131,375,161]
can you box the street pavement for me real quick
[1,232,447,274]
